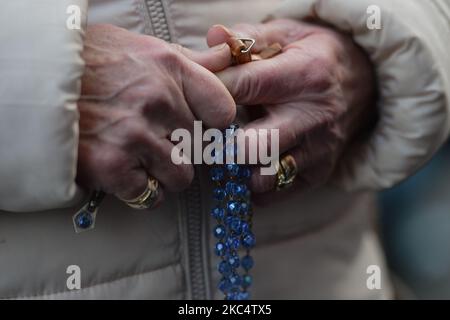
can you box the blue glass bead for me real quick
[241,255,254,270]
[224,215,233,227]
[228,273,241,287]
[226,164,239,176]
[214,225,226,239]
[230,217,242,234]
[210,167,224,182]
[75,211,93,229]
[236,184,247,196]
[211,207,225,219]
[215,242,226,256]
[240,202,249,215]
[243,275,252,288]
[225,181,237,195]
[228,255,240,269]
[241,221,250,234]
[226,182,246,197]
[242,233,256,248]
[226,236,240,250]
[227,201,241,214]
[218,260,231,275]
[218,278,231,293]
[213,188,227,201]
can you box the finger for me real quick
[215,50,306,105]
[249,123,338,194]
[172,42,232,73]
[249,145,306,194]
[251,151,334,204]
[238,107,302,166]
[207,24,269,52]
[141,82,197,138]
[115,168,165,210]
[207,21,305,52]
[179,55,236,129]
[135,133,195,193]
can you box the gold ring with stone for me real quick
[120,177,159,210]
[275,155,298,191]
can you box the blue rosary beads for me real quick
[210,124,255,300]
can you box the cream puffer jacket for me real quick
[0,0,449,299]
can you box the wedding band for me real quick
[121,177,159,210]
[275,155,298,191]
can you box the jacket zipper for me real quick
[183,172,209,300]
[143,0,209,300]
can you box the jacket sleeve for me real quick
[272,0,450,191]
[0,0,88,212]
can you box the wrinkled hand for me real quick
[77,24,235,203]
[207,19,376,201]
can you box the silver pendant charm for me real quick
[72,191,105,233]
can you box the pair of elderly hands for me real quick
[76,19,376,206]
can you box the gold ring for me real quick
[120,177,159,210]
[275,155,298,191]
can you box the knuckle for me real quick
[150,43,183,67]
[143,89,173,114]
[101,154,129,183]
[170,43,185,55]
[121,119,149,146]
[161,45,183,66]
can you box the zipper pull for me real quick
[72,190,105,233]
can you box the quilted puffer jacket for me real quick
[0,0,449,299]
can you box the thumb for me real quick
[171,43,232,73]
[216,53,294,105]
[206,23,291,105]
